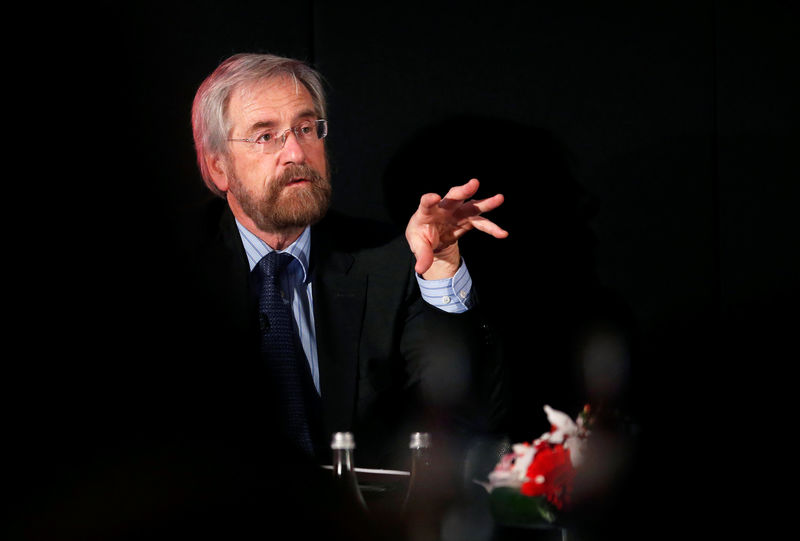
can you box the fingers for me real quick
[470,193,505,214]
[449,194,505,222]
[418,192,443,211]
[434,180,505,218]
[418,179,488,211]
[410,178,507,257]
[438,178,480,210]
[467,215,509,239]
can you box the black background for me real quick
[8,1,798,539]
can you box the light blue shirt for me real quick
[235,220,474,395]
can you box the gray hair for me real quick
[191,53,327,197]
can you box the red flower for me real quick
[520,443,576,509]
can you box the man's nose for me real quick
[280,129,307,164]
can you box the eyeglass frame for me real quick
[227,118,328,154]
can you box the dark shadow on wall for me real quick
[381,116,645,540]
[381,115,638,441]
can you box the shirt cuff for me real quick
[416,258,473,313]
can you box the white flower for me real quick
[538,405,579,444]
[487,443,536,489]
[564,435,588,467]
[533,405,589,467]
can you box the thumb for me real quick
[409,240,434,276]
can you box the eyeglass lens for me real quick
[256,120,324,153]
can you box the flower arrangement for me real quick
[483,405,593,526]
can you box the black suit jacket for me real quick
[157,197,508,469]
[9,197,511,540]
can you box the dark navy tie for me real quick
[254,251,315,457]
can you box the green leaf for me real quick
[488,487,557,527]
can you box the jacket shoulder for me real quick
[314,210,403,251]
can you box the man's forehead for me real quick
[231,75,314,121]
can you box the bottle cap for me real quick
[331,431,356,450]
[409,432,431,449]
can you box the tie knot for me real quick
[259,251,294,278]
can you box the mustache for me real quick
[273,164,328,188]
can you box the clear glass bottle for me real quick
[402,432,440,540]
[331,431,367,512]
[403,432,433,511]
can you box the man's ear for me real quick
[205,154,230,193]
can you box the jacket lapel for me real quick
[217,207,258,342]
[310,223,366,440]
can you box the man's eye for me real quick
[299,124,313,135]
[257,132,274,143]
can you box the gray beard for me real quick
[230,163,332,234]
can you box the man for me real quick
[174,52,509,470]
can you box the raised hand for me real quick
[405,178,508,279]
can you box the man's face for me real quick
[221,76,331,233]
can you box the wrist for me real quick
[421,255,461,280]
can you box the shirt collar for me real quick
[234,219,311,283]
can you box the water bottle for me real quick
[402,432,440,541]
[331,431,368,512]
[403,432,433,511]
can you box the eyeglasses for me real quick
[228,119,328,154]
